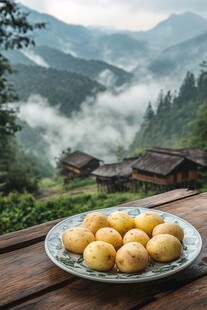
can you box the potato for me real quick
[123,228,150,247]
[83,241,116,271]
[152,222,184,242]
[134,212,164,237]
[62,226,95,254]
[146,234,182,262]
[107,211,134,236]
[116,242,149,273]
[95,227,123,250]
[82,211,109,235]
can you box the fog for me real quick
[17,80,166,165]
[21,50,49,68]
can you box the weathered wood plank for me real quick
[0,243,74,309]
[1,192,205,309]
[10,266,207,310]
[142,275,207,309]
[0,189,198,254]
[0,218,64,254]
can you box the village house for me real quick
[152,147,207,171]
[92,158,138,192]
[60,150,101,182]
[132,148,200,191]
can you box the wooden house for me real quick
[153,147,207,171]
[132,149,199,191]
[61,150,101,182]
[92,158,138,192]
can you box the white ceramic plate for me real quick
[45,207,202,283]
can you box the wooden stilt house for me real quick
[61,150,101,182]
[132,149,199,191]
[92,158,138,192]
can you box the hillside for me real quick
[131,12,207,48]
[20,4,151,66]
[4,45,133,87]
[9,4,207,81]
[130,69,207,152]
[146,31,207,79]
[9,64,106,116]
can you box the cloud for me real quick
[17,80,165,165]
[21,49,49,67]
[19,0,207,31]
[96,70,117,88]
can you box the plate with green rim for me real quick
[44,206,202,283]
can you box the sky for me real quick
[19,0,207,31]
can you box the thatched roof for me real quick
[63,150,100,169]
[177,148,207,168]
[92,158,138,178]
[153,147,207,168]
[132,150,188,176]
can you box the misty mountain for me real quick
[9,64,105,116]
[18,4,153,68]
[98,33,152,69]
[16,3,207,77]
[5,45,133,88]
[19,4,207,72]
[131,12,207,49]
[146,31,207,79]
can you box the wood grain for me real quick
[0,243,74,308]
[142,275,207,309]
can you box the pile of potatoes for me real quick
[62,210,184,273]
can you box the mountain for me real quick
[9,64,106,116]
[97,33,152,69]
[19,4,152,68]
[18,4,207,73]
[131,12,207,49]
[4,45,133,87]
[146,31,207,79]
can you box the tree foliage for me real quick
[131,67,207,152]
[0,0,45,194]
[188,101,207,150]
[0,0,44,50]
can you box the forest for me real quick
[131,69,207,153]
[0,1,207,235]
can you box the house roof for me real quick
[153,147,207,168]
[63,150,100,169]
[132,150,187,176]
[177,148,207,168]
[92,158,138,178]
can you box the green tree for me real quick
[115,144,126,161]
[0,0,45,193]
[188,101,207,151]
[144,102,154,121]
[197,61,207,99]
[174,71,197,108]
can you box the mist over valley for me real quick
[6,4,207,164]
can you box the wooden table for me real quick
[0,189,207,310]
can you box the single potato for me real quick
[152,222,184,242]
[116,242,149,273]
[83,241,116,271]
[134,212,164,237]
[95,227,123,250]
[123,228,150,247]
[107,211,134,236]
[82,211,109,235]
[146,233,182,262]
[62,226,95,254]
